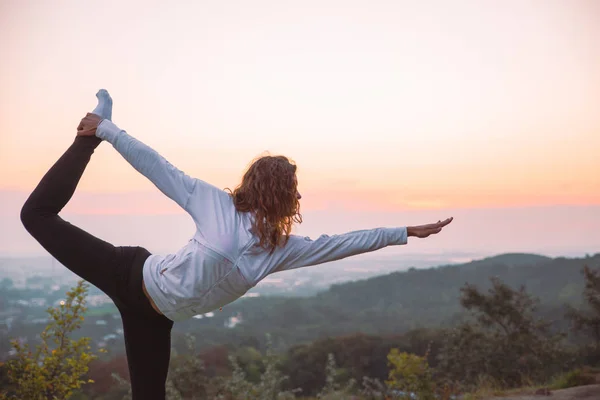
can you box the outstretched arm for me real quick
[95,119,197,211]
[272,218,453,272]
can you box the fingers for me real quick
[409,217,453,238]
[82,114,101,127]
[77,113,102,136]
[438,217,453,227]
[422,217,453,230]
[425,218,452,236]
[430,217,452,228]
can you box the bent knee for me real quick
[20,203,40,232]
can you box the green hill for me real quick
[175,252,600,350]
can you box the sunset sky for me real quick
[1,0,599,258]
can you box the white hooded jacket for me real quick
[97,120,408,322]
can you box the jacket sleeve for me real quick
[271,227,408,272]
[96,119,197,211]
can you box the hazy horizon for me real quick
[2,187,599,258]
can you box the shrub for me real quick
[1,281,99,400]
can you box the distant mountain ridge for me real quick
[458,252,552,268]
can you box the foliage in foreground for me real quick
[438,277,568,389]
[6,266,600,399]
[1,281,99,400]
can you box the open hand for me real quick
[407,217,453,238]
[76,113,103,136]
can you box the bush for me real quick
[218,335,300,400]
[386,349,435,400]
[566,266,600,352]
[550,368,596,390]
[438,277,568,388]
[316,353,355,399]
[0,281,99,400]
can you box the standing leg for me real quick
[120,310,174,400]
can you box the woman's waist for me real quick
[143,256,252,320]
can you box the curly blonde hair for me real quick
[228,155,302,253]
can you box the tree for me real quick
[168,334,219,399]
[438,277,566,388]
[218,335,300,400]
[566,266,600,363]
[386,349,434,400]
[110,334,299,400]
[1,280,99,400]
[316,353,355,399]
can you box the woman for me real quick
[20,89,453,399]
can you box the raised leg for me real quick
[20,91,125,297]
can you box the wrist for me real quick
[406,227,414,237]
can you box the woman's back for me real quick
[142,179,258,321]
[95,118,431,322]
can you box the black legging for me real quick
[20,136,173,400]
